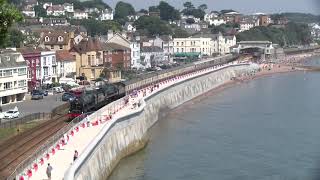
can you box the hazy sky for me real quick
[105,0,320,14]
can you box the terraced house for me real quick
[0,50,28,105]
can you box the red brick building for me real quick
[102,43,131,69]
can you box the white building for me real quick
[43,2,52,10]
[63,3,74,13]
[0,50,28,105]
[40,51,57,85]
[56,50,76,78]
[174,33,237,56]
[153,35,174,62]
[73,10,88,19]
[22,7,36,17]
[124,22,136,32]
[239,21,255,32]
[141,46,165,68]
[204,11,220,22]
[100,9,113,21]
[181,15,201,23]
[173,37,212,56]
[46,5,65,16]
[206,17,226,26]
[130,41,141,69]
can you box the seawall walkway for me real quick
[18,61,253,180]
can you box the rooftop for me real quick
[0,50,27,69]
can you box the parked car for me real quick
[43,90,48,96]
[62,92,76,102]
[31,90,44,100]
[53,87,64,94]
[3,107,19,119]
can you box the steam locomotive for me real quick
[68,82,126,119]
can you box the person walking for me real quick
[46,163,53,179]
[73,150,79,161]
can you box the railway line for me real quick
[0,114,69,179]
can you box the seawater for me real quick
[109,68,320,180]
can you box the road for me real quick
[2,94,65,117]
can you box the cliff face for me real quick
[74,64,257,180]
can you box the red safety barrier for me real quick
[27,170,32,177]
[46,153,50,160]
[81,123,86,128]
[56,144,60,150]
[33,163,38,171]
[75,127,79,132]
[92,121,99,126]
[52,148,55,155]
[19,176,24,180]
[61,139,66,146]
[71,131,74,136]
[39,158,44,165]
[67,135,70,141]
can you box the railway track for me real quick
[0,115,69,179]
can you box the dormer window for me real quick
[45,36,50,42]
[5,56,10,61]
[58,36,64,42]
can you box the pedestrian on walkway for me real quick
[74,150,79,161]
[46,163,53,179]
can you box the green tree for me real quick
[183,2,194,9]
[0,0,23,47]
[139,9,148,14]
[114,1,135,19]
[70,19,122,36]
[158,1,180,21]
[148,6,159,12]
[134,16,172,36]
[198,4,207,11]
[34,5,47,17]
[5,28,24,48]
[173,28,189,38]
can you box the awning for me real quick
[174,52,201,57]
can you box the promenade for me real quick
[19,61,247,180]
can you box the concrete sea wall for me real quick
[72,64,257,180]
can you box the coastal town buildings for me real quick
[46,5,65,16]
[73,10,88,20]
[56,50,76,78]
[63,3,74,13]
[40,31,74,51]
[0,50,28,105]
[100,9,114,21]
[141,46,165,68]
[173,37,212,56]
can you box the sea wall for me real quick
[70,64,258,180]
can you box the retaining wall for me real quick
[67,64,258,180]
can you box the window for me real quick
[59,45,63,50]
[182,48,184,52]
[18,68,27,76]
[51,45,54,49]
[4,70,12,77]
[181,42,184,46]
[0,70,3,77]
[27,70,31,78]
[45,36,50,42]
[58,36,64,42]
[43,57,47,66]
[18,80,26,87]
[36,68,40,77]
[52,56,56,64]
[177,42,179,46]
[91,69,95,78]
[44,67,48,76]
[4,82,12,90]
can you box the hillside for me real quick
[236,22,312,47]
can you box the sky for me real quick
[105,0,320,15]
